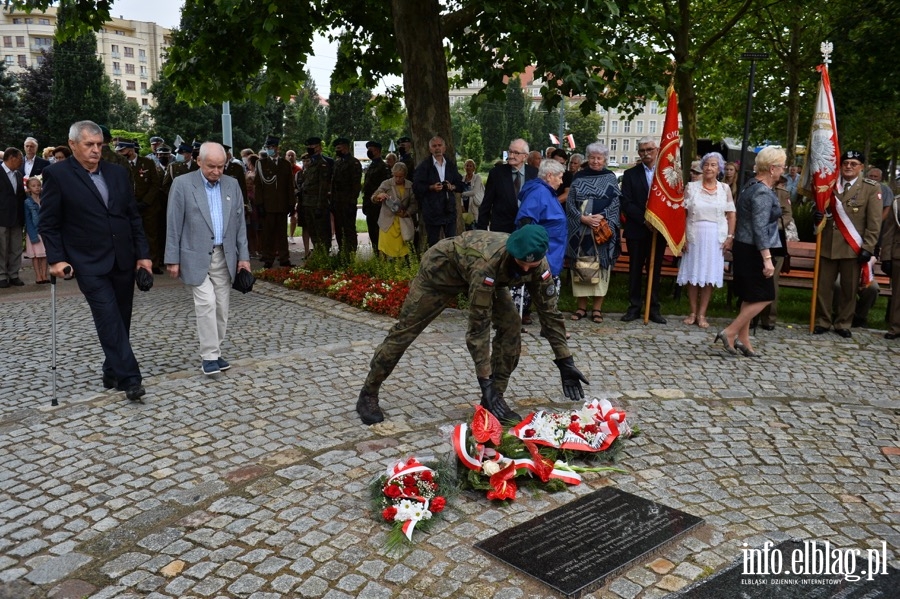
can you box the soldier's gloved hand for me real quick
[812,210,824,230]
[881,261,892,277]
[857,249,873,265]
[554,356,589,401]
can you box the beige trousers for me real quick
[191,246,231,360]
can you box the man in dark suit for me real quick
[362,140,390,250]
[0,148,26,288]
[412,136,463,247]
[166,142,250,375]
[255,135,294,267]
[19,137,51,178]
[40,120,152,402]
[476,138,538,233]
[620,136,667,324]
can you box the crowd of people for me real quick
[1,123,898,407]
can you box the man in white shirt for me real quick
[18,137,50,178]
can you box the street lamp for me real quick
[738,51,769,190]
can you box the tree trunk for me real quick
[674,0,697,176]
[391,0,454,163]
[784,26,801,167]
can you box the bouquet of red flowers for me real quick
[370,456,455,552]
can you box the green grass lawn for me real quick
[553,271,890,330]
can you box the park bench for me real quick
[611,238,892,297]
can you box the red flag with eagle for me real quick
[644,86,685,255]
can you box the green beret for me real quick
[506,225,549,262]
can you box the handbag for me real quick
[592,216,613,245]
[572,228,601,284]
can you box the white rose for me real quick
[482,461,501,476]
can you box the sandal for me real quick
[571,309,587,321]
[592,311,604,323]
[683,313,697,326]
[697,315,709,329]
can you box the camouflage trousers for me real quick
[363,281,522,395]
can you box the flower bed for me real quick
[256,267,410,318]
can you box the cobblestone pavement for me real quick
[1,256,898,599]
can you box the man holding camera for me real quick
[412,136,463,247]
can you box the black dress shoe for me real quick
[835,329,852,339]
[884,332,898,340]
[102,374,117,389]
[620,311,640,322]
[649,313,667,324]
[152,266,163,275]
[813,326,829,335]
[9,278,24,286]
[356,388,384,425]
[761,324,775,331]
[125,385,146,401]
[0,280,9,288]
[851,317,866,328]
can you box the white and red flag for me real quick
[644,86,685,255]
[566,134,576,149]
[800,64,840,235]
[549,133,560,145]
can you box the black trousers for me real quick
[425,222,456,248]
[76,267,141,388]
[625,234,666,313]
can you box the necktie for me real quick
[514,171,522,195]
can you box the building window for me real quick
[622,156,629,165]
[599,120,606,133]
[111,44,119,52]
[138,48,147,62]
[24,18,33,25]
[36,55,45,65]
[12,18,21,24]
[125,63,135,74]
[124,47,134,58]
[636,121,644,134]
[623,139,630,152]
[623,121,631,133]
[4,55,13,65]
[115,79,121,86]
[39,18,50,25]
[610,139,618,152]
[2,37,11,47]
[34,37,52,47]
[611,121,619,134]
[126,80,136,90]
[16,36,25,47]
[140,81,147,92]
[142,98,149,106]
[650,101,660,114]
[17,55,26,67]
[609,155,617,164]
[115,30,125,36]
[649,121,658,134]
[139,65,147,77]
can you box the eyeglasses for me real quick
[842,161,862,167]
[508,150,527,155]
[637,148,656,154]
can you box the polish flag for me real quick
[644,86,686,255]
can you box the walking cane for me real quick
[50,266,71,407]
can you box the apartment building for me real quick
[0,7,170,113]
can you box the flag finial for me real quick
[820,41,833,65]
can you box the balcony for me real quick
[140,88,149,95]
[111,51,120,58]
[112,68,122,75]
[140,73,147,79]
[139,55,147,62]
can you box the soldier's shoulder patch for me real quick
[863,178,878,186]
[483,276,494,286]
[545,284,556,297]
[541,269,551,280]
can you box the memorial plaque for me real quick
[475,487,704,598]
[670,540,900,598]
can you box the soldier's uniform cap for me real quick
[397,136,411,144]
[191,140,202,149]
[149,136,164,144]
[176,143,193,154]
[506,225,549,262]
[222,144,231,152]
[841,150,865,163]
[115,141,136,150]
[305,136,323,146]
[156,146,172,155]
[332,137,350,147]
[365,140,382,149]
[264,135,280,147]
[99,125,112,141]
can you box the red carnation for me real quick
[570,414,578,421]
[403,475,416,487]
[584,424,599,434]
[568,422,581,433]
[382,506,397,522]
[403,486,419,497]
[420,471,434,482]
[524,429,535,438]
[384,484,402,499]
[431,496,446,513]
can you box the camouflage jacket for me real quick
[331,153,362,209]
[298,153,334,210]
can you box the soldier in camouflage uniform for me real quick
[100,127,130,170]
[222,144,247,207]
[362,140,391,250]
[117,140,163,273]
[297,137,334,256]
[356,225,588,425]
[331,137,363,253]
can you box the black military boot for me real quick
[356,388,384,425]
[477,377,522,423]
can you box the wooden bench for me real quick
[611,239,892,297]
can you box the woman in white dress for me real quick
[677,152,735,329]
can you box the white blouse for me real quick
[684,181,735,245]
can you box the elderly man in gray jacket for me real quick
[165,142,250,375]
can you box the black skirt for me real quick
[732,240,775,303]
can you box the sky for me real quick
[112,0,340,98]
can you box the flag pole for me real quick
[810,230,822,332]
[643,232,658,325]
